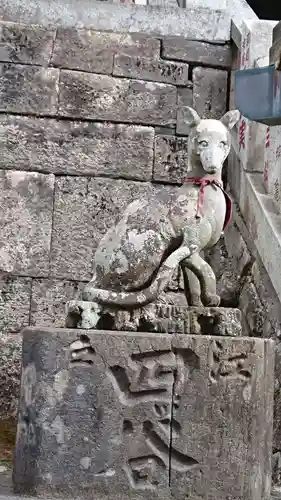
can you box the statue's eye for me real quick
[198,140,208,147]
[220,141,227,146]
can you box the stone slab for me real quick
[0,276,31,334]
[0,115,154,179]
[192,67,228,119]
[0,22,55,65]
[113,55,190,86]
[0,171,54,277]
[239,171,281,304]
[0,0,231,41]
[50,177,173,281]
[66,301,242,336]
[30,279,85,328]
[176,86,193,135]
[51,29,160,73]
[13,327,274,500]
[153,135,189,183]
[273,21,281,45]
[0,333,22,420]
[0,63,59,115]
[270,39,281,68]
[58,72,177,126]
[162,38,232,68]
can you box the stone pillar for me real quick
[236,20,277,176]
[13,326,274,500]
[268,22,281,213]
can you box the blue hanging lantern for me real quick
[235,65,281,126]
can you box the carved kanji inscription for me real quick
[107,347,200,489]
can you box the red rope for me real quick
[183,177,222,218]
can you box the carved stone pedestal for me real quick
[66,300,242,336]
[13,327,274,500]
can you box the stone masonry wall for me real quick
[0,22,231,423]
[0,22,231,335]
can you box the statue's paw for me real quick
[82,285,94,301]
[188,294,203,307]
[202,293,220,307]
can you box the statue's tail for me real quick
[82,244,197,308]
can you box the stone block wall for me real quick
[0,22,231,341]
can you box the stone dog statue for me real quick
[82,107,239,311]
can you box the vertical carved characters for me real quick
[209,340,252,382]
[107,348,200,490]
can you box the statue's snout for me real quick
[200,146,227,174]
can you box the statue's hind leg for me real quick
[181,253,220,307]
[181,265,202,306]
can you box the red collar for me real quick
[182,177,232,230]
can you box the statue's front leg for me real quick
[181,265,202,306]
[181,253,220,307]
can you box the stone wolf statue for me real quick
[82,107,239,310]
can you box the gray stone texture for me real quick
[270,40,281,68]
[0,171,54,276]
[162,38,232,68]
[30,279,85,328]
[206,207,281,482]
[13,327,274,500]
[0,22,55,65]
[50,178,173,281]
[176,86,194,135]
[66,300,242,336]
[58,71,177,126]
[0,115,154,179]
[273,21,281,45]
[0,0,231,41]
[0,276,31,333]
[51,29,160,73]
[0,63,59,115]
[192,67,228,119]
[153,135,189,183]
[113,55,190,86]
[0,334,22,420]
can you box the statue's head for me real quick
[185,107,240,175]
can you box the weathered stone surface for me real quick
[270,40,281,68]
[30,279,85,328]
[58,72,177,125]
[0,22,55,64]
[13,328,274,500]
[51,29,160,73]
[239,281,265,337]
[113,55,190,85]
[0,115,154,179]
[224,220,252,275]
[0,334,22,420]
[66,300,242,336]
[0,171,54,276]
[0,1,231,41]
[50,177,164,281]
[170,335,274,500]
[273,21,281,45]
[0,276,31,333]
[189,306,242,336]
[176,86,193,135]
[153,135,189,183]
[227,148,242,203]
[192,67,228,119]
[0,63,59,114]
[162,38,232,68]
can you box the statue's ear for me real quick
[184,107,201,129]
[221,110,240,130]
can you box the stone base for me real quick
[65,300,242,336]
[13,327,274,500]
